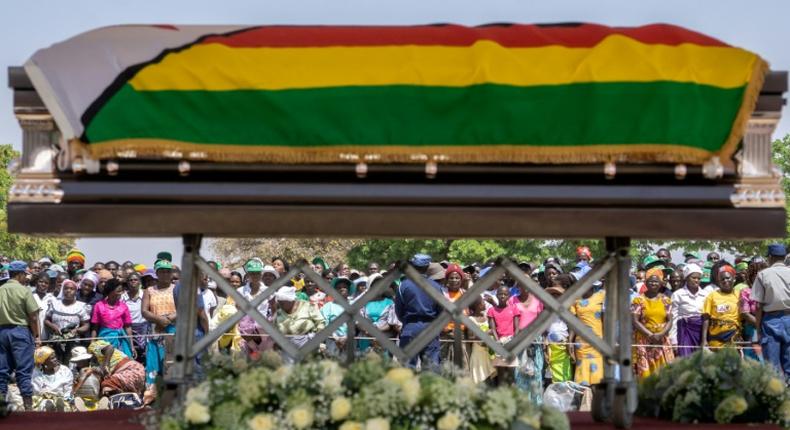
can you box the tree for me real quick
[208,238,364,270]
[0,144,73,261]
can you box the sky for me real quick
[1,0,789,265]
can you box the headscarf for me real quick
[34,346,55,366]
[61,279,78,291]
[66,249,86,265]
[682,263,703,278]
[79,271,100,288]
[718,265,737,277]
[237,315,260,336]
[275,286,297,302]
[134,264,147,274]
[577,246,592,259]
[645,267,665,281]
[445,264,464,281]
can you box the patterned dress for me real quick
[631,294,674,379]
[570,291,605,386]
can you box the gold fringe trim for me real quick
[77,138,718,165]
[718,55,769,162]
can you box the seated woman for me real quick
[91,278,135,358]
[69,346,106,411]
[702,265,742,350]
[32,346,74,411]
[275,286,326,349]
[237,315,273,358]
[87,340,145,398]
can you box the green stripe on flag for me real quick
[86,82,744,152]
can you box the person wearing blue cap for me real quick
[0,261,39,410]
[753,243,790,378]
[395,254,443,370]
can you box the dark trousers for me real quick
[761,312,790,379]
[400,322,440,371]
[0,325,35,397]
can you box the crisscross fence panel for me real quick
[169,235,627,386]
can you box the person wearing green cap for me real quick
[156,252,172,263]
[311,257,328,273]
[141,258,176,403]
[238,259,273,320]
[734,262,750,295]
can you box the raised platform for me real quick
[0,411,779,429]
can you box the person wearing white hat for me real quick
[275,286,325,349]
[670,263,709,357]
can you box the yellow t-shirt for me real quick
[702,290,740,342]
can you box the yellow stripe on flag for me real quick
[130,35,758,92]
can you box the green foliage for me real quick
[0,144,73,260]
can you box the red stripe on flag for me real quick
[199,23,728,48]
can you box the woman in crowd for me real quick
[569,282,605,386]
[321,279,350,357]
[76,271,103,315]
[45,280,91,363]
[141,260,177,402]
[740,258,768,360]
[631,267,674,379]
[466,297,495,383]
[272,257,289,277]
[670,263,709,357]
[122,272,148,363]
[359,274,401,355]
[545,275,574,384]
[440,264,468,367]
[31,273,56,342]
[510,278,545,403]
[237,316,271,359]
[91,278,134,358]
[488,285,519,384]
[32,346,73,411]
[229,271,244,289]
[297,278,327,309]
[701,266,741,350]
[275,286,326,349]
[87,340,145,398]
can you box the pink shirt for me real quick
[487,304,517,338]
[508,295,544,329]
[739,288,757,314]
[91,300,132,329]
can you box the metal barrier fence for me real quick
[169,235,637,428]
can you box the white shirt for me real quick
[237,282,271,319]
[47,300,90,331]
[201,288,218,316]
[32,365,73,398]
[121,291,145,324]
[669,285,714,344]
[33,293,56,340]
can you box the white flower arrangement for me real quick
[164,354,568,430]
[638,349,789,426]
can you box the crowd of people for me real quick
[0,243,788,413]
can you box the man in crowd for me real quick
[395,254,443,370]
[66,249,86,277]
[0,261,41,410]
[753,243,790,379]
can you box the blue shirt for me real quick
[394,276,443,325]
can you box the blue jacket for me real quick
[394,276,443,325]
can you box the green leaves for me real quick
[0,144,73,260]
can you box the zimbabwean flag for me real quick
[27,23,766,164]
